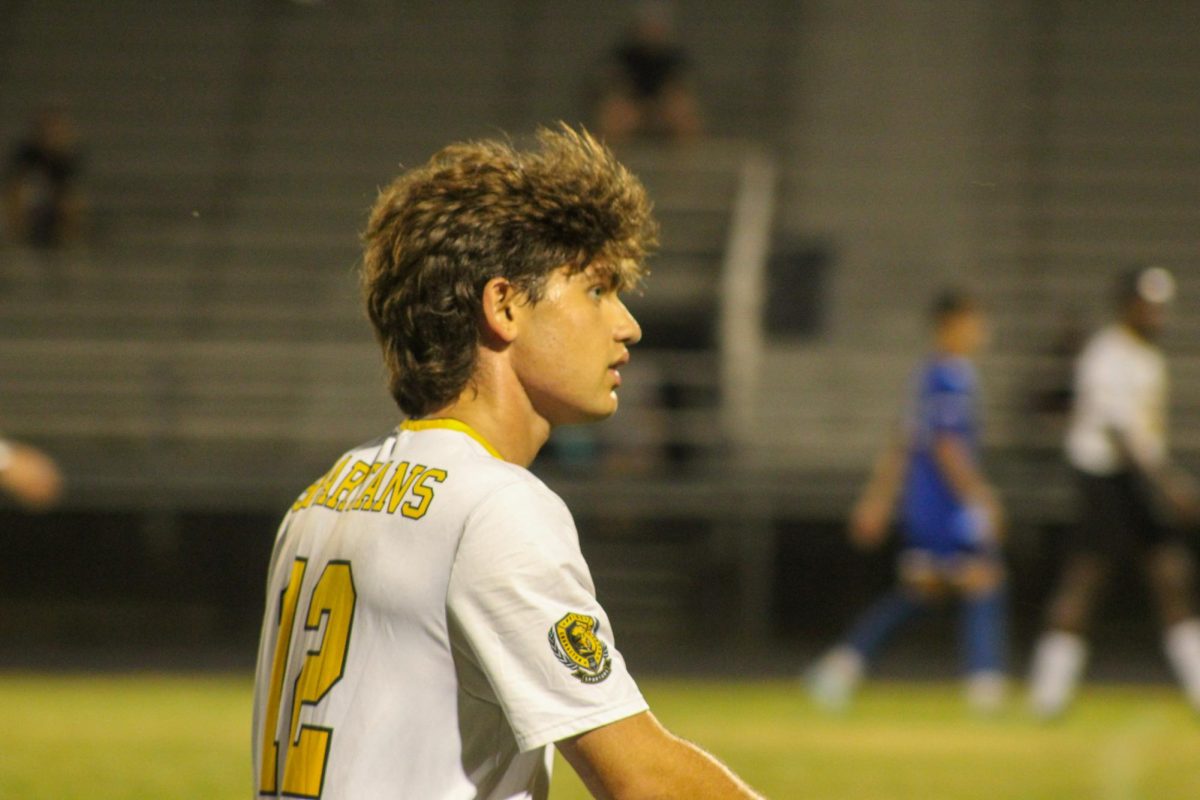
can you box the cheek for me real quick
[517,320,577,385]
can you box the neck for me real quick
[423,354,550,467]
[934,339,968,359]
[1119,319,1139,335]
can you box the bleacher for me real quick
[3,0,1198,505]
[752,1,1200,525]
[2,1,1198,641]
[0,1,784,511]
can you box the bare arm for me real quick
[849,427,909,548]
[1111,428,1199,522]
[932,433,1003,538]
[0,440,63,511]
[557,711,763,800]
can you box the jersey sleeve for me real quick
[446,479,648,752]
[1077,342,1165,466]
[1077,344,1136,430]
[926,362,975,436]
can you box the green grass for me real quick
[555,680,1200,799]
[0,673,1196,799]
[0,673,249,800]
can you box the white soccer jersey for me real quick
[1066,324,1168,475]
[252,418,647,799]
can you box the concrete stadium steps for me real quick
[29,435,363,512]
[1,0,251,282]
[225,193,370,235]
[753,335,1200,463]
[579,534,709,641]
[0,338,394,444]
[773,0,1200,509]
[5,0,1194,528]
[626,255,722,320]
[248,0,517,169]
[0,258,365,342]
[0,339,162,434]
[512,1,799,140]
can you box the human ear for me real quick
[480,277,520,344]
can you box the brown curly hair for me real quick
[361,124,658,417]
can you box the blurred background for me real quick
[1,0,1198,690]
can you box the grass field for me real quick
[0,672,1196,799]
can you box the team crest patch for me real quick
[549,612,613,684]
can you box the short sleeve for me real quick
[1076,338,1167,466]
[446,480,647,752]
[1077,345,1136,430]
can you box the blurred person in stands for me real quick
[3,105,84,251]
[0,436,62,511]
[1029,266,1200,718]
[594,1,701,144]
[252,125,762,799]
[808,291,1008,714]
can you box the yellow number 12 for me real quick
[259,559,357,798]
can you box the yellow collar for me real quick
[399,418,502,460]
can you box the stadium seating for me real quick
[2,0,1198,642]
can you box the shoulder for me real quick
[924,357,975,393]
[1083,325,1120,353]
[391,424,539,497]
[450,469,580,570]
[464,470,573,537]
[449,473,582,597]
[399,434,571,533]
[1080,325,1157,371]
[290,426,545,516]
[442,445,564,514]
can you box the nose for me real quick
[614,297,642,345]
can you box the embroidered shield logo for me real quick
[549,612,613,684]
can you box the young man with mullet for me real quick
[252,126,762,799]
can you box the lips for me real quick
[609,353,629,387]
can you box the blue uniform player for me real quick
[808,291,1007,713]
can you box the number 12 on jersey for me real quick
[259,558,357,798]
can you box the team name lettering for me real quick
[400,468,447,519]
[292,458,448,517]
[326,461,372,511]
[292,455,351,512]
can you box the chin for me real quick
[574,406,618,424]
[596,394,621,419]
[539,388,621,426]
[556,401,618,426]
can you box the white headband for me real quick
[1138,266,1176,304]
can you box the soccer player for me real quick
[808,291,1007,713]
[1028,266,1200,718]
[251,126,762,799]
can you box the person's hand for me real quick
[0,443,63,511]
[849,496,890,549]
[1162,468,1200,525]
[977,487,1006,543]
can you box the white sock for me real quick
[965,670,1006,715]
[1165,619,1200,711]
[1028,631,1087,718]
[807,646,864,710]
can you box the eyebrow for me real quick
[585,260,644,293]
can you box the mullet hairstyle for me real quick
[361,125,658,418]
